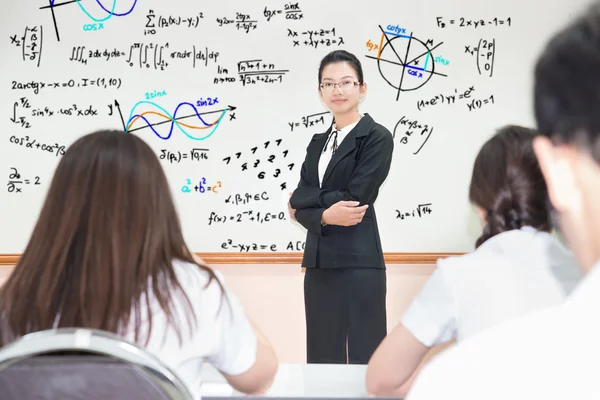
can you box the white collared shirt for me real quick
[318,117,362,187]
[407,260,600,400]
[401,226,582,346]
[122,261,257,400]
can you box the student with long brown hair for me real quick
[366,125,582,398]
[0,130,278,397]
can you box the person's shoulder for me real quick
[372,122,393,136]
[304,128,330,150]
[439,228,533,268]
[171,259,225,297]
[360,115,393,143]
[365,116,392,135]
[371,124,393,141]
[433,243,512,285]
[539,231,581,267]
[408,304,565,399]
[312,123,334,140]
[537,230,575,259]
[436,246,495,271]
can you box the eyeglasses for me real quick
[319,80,362,92]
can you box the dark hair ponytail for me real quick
[469,125,552,248]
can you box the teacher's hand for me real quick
[322,201,368,227]
[288,192,296,221]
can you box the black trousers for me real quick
[304,267,387,364]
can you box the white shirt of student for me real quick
[401,226,582,347]
[407,261,600,400]
[122,260,257,400]
[318,118,361,187]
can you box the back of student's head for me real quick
[469,125,551,248]
[533,2,600,270]
[0,130,219,347]
[534,2,600,162]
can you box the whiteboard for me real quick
[0,0,587,255]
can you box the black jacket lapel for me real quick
[321,114,375,186]
[306,127,331,186]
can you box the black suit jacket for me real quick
[290,114,394,269]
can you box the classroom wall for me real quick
[0,264,433,363]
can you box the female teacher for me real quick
[289,50,394,364]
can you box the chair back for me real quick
[0,328,194,400]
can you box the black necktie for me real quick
[323,130,339,155]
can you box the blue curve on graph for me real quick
[126,101,227,141]
[93,0,137,16]
[49,0,137,22]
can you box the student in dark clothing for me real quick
[288,50,394,364]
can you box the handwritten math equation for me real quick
[465,38,496,77]
[8,135,66,158]
[6,168,41,194]
[435,16,512,29]
[143,3,305,36]
[182,178,223,194]
[9,97,99,129]
[69,43,219,70]
[225,191,270,205]
[9,25,43,67]
[393,116,434,155]
[221,238,278,252]
[264,3,304,21]
[287,27,345,48]
[395,203,433,220]
[220,239,306,252]
[11,77,122,96]
[212,61,290,86]
[208,210,287,225]
[416,86,494,112]
[288,111,328,132]
[159,148,209,164]
[143,9,205,35]
[237,59,289,86]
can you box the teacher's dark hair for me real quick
[469,125,552,248]
[0,130,225,347]
[318,50,364,83]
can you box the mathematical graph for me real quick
[40,0,138,41]
[124,101,235,141]
[366,25,448,100]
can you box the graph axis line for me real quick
[396,32,413,100]
[48,0,61,42]
[377,25,405,66]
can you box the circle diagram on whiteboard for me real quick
[365,25,449,100]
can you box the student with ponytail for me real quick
[366,125,582,398]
